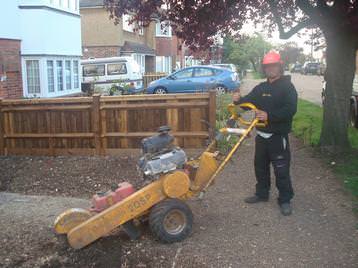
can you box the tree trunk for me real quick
[320,34,356,152]
[249,58,257,72]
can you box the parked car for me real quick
[322,74,358,128]
[290,63,302,73]
[146,66,240,95]
[212,63,238,73]
[301,62,320,75]
[81,57,143,95]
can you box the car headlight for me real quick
[149,80,156,86]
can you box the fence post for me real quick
[92,94,101,155]
[0,98,4,155]
[209,90,216,130]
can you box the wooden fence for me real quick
[142,72,167,89]
[0,92,216,156]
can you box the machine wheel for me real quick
[154,87,167,94]
[215,85,227,95]
[149,198,193,243]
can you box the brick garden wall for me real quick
[0,39,23,99]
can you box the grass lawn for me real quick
[292,99,358,203]
[252,71,266,80]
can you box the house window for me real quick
[83,64,105,77]
[123,14,134,32]
[73,60,79,88]
[47,60,55,93]
[156,21,172,37]
[156,56,172,73]
[65,60,72,89]
[138,26,144,35]
[133,54,145,74]
[26,60,41,94]
[56,60,63,91]
[107,63,127,75]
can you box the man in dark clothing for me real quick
[233,51,298,216]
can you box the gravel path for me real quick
[0,75,356,267]
[0,137,357,267]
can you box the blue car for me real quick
[146,65,240,94]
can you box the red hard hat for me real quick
[262,51,283,65]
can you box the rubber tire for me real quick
[153,87,167,94]
[215,85,227,95]
[149,198,193,243]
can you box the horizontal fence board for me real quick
[2,105,92,112]
[0,92,216,156]
[100,101,208,110]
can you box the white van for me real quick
[81,57,143,95]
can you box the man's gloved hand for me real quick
[226,118,237,128]
[232,91,240,103]
[255,110,268,121]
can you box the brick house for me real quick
[80,0,156,73]
[0,39,23,99]
[0,0,82,99]
[80,0,223,74]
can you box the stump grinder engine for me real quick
[54,102,266,249]
[137,125,187,178]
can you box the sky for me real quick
[241,23,324,60]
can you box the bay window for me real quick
[56,60,63,91]
[23,57,81,97]
[47,60,55,92]
[65,60,72,90]
[73,60,79,88]
[26,60,41,94]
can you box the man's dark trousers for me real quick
[254,134,294,204]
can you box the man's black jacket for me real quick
[234,75,298,135]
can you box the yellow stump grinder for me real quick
[54,102,266,249]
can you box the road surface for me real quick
[241,73,324,105]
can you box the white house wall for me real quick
[20,7,81,56]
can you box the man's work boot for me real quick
[244,195,269,204]
[279,203,292,216]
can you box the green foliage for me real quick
[223,33,273,72]
[109,81,133,96]
[292,99,358,203]
[215,94,238,153]
[252,71,266,80]
[292,99,323,146]
[278,42,305,66]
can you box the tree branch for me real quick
[296,0,321,19]
[268,0,313,39]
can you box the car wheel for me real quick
[154,87,167,94]
[215,85,226,95]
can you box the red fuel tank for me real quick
[90,182,135,212]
